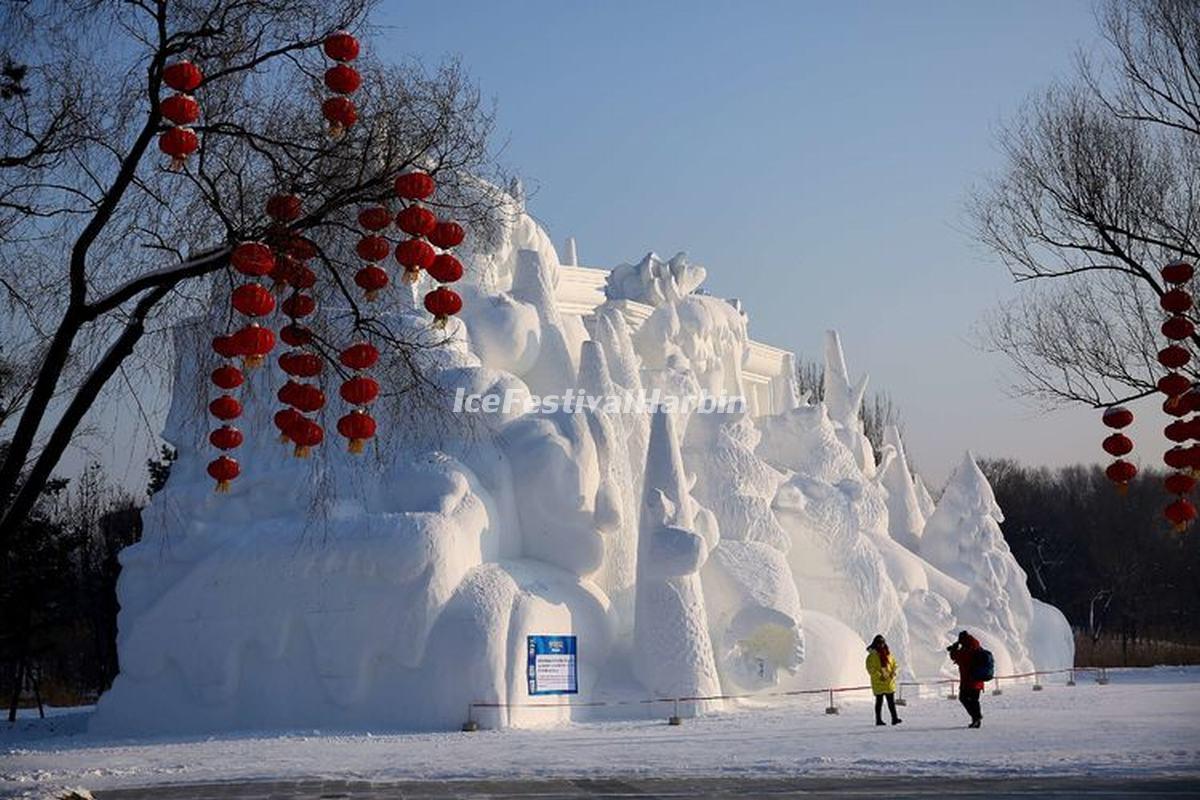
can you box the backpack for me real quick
[971,648,995,682]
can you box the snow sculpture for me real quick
[95,188,1073,734]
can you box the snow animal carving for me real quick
[606,251,707,306]
[633,411,721,704]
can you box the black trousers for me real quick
[874,692,898,722]
[959,686,982,720]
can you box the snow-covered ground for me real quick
[2,667,1197,797]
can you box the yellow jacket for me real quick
[865,649,898,695]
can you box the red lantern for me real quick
[269,253,299,288]
[283,235,319,261]
[1165,472,1196,496]
[1165,497,1197,531]
[428,220,465,249]
[277,380,302,407]
[1165,395,1191,417]
[266,194,303,222]
[209,425,244,451]
[1161,289,1193,314]
[287,417,324,458]
[281,293,316,319]
[1102,433,1133,456]
[232,283,276,318]
[338,410,376,454]
[1163,261,1195,285]
[396,206,437,237]
[163,60,203,92]
[356,235,390,263]
[1102,406,1134,429]
[274,408,303,443]
[358,206,391,231]
[1159,372,1191,397]
[293,383,326,414]
[209,395,243,421]
[161,93,199,125]
[1163,315,1195,340]
[211,365,245,390]
[395,238,435,272]
[324,64,362,94]
[213,334,242,359]
[339,342,379,370]
[394,171,435,200]
[355,265,389,300]
[323,31,360,62]
[280,323,312,347]
[158,126,198,170]
[322,96,357,139]
[340,375,380,406]
[1166,420,1191,443]
[1158,345,1190,369]
[235,323,275,368]
[424,286,462,327]
[1185,387,1200,413]
[279,351,323,378]
[1105,459,1137,493]
[1166,446,1192,470]
[231,242,275,277]
[207,455,239,493]
[290,265,317,290]
[428,253,463,284]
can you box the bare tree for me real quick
[970,0,1200,409]
[0,1,506,548]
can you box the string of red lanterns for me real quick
[1159,261,1198,531]
[159,60,203,170]
[322,31,360,139]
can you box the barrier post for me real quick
[1067,669,1076,687]
[824,688,838,715]
[947,681,957,701]
[1097,667,1110,685]
[991,677,1002,696]
[462,703,479,732]
[895,684,907,707]
[1032,671,1044,691]
[668,697,682,726]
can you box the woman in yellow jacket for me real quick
[866,634,902,726]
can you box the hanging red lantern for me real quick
[355,265,389,300]
[396,206,437,237]
[428,253,463,284]
[1158,345,1190,369]
[356,235,390,262]
[158,126,198,170]
[324,64,362,94]
[235,323,275,368]
[1105,459,1137,493]
[1166,446,1192,470]
[212,334,242,359]
[428,220,465,249]
[1184,387,1200,413]
[280,323,313,347]
[163,60,203,92]
[281,293,316,319]
[394,172,435,200]
[290,265,317,290]
[340,375,380,406]
[209,425,244,450]
[395,238,435,282]
[1165,395,1191,417]
[209,395,243,421]
[211,365,245,390]
[338,410,377,454]
[266,194,303,222]
[322,96,357,139]
[207,455,240,492]
[292,383,326,413]
[231,242,275,277]
[287,417,324,458]
[282,235,319,261]
[1102,433,1133,456]
[1165,472,1196,496]
[339,342,379,370]
[323,31,360,62]
[274,408,303,443]
[1161,289,1193,314]
[1159,372,1191,397]
[279,351,323,378]
[231,283,276,318]
[424,286,462,327]
[1162,261,1195,285]
[1102,406,1134,429]
[1163,315,1195,340]
[1165,497,1197,531]
[161,94,200,125]
[277,380,304,408]
[1166,420,1192,443]
[269,253,300,288]
[358,206,391,231]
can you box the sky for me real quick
[371,0,1113,486]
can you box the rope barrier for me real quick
[462,666,1111,730]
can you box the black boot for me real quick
[891,717,902,725]
[876,719,886,726]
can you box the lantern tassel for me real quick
[1115,483,1129,496]
[328,122,345,140]
[214,479,231,493]
[402,268,421,285]
[294,444,312,458]
[365,289,379,301]
[348,438,365,454]
[432,315,447,329]
[243,354,265,369]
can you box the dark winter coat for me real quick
[949,633,985,691]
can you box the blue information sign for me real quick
[527,635,578,695]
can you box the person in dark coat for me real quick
[947,630,985,728]
[865,634,902,726]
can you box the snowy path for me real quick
[2,668,1198,798]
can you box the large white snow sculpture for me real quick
[94,191,1074,734]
